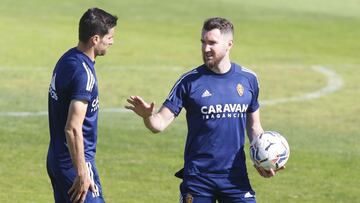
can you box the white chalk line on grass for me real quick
[0,108,131,117]
[260,65,343,106]
[0,66,343,117]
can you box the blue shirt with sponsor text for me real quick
[163,63,260,177]
[47,48,99,168]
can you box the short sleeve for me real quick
[163,76,188,116]
[69,61,93,102]
[247,75,260,113]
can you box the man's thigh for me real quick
[180,175,256,203]
[215,176,256,203]
[180,175,216,203]
[48,161,105,203]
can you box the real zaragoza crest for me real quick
[236,83,244,96]
[185,193,193,203]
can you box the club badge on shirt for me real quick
[186,193,193,203]
[236,83,244,96]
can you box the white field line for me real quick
[0,108,131,117]
[260,66,343,106]
[0,66,343,117]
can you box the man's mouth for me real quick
[205,53,213,59]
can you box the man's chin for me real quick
[96,52,106,57]
[204,61,215,69]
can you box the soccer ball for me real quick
[249,131,290,170]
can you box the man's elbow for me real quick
[64,125,72,135]
[64,124,80,137]
[144,122,165,134]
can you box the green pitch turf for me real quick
[0,0,359,202]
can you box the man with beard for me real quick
[47,8,117,203]
[126,17,280,203]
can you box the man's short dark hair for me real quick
[79,7,118,43]
[202,17,234,35]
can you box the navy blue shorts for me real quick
[47,161,105,203]
[180,174,256,203]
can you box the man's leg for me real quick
[215,176,256,203]
[180,175,216,203]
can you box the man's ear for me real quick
[227,39,233,51]
[90,35,100,45]
[228,39,234,48]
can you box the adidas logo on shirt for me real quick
[201,90,212,97]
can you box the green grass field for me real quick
[0,0,359,202]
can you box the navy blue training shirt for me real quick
[163,63,260,177]
[48,48,99,168]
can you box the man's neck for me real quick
[76,42,95,61]
[209,58,231,74]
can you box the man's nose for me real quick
[203,44,211,52]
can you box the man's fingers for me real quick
[89,181,96,192]
[150,102,155,110]
[126,98,136,105]
[68,184,74,195]
[79,191,87,203]
[254,165,266,177]
[269,168,276,176]
[276,166,285,172]
[124,105,135,111]
[260,168,271,178]
[262,168,274,177]
[254,165,262,174]
[70,188,79,202]
[134,96,147,105]
[68,184,77,201]
[254,165,275,178]
[128,96,154,110]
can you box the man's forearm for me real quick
[65,127,87,176]
[143,114,165,133]
[246,110,264,142]
[247,125,264,142]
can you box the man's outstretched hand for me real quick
[125,96,154,118]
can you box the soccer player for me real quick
[126,17,281,202]
[47,8,117,203]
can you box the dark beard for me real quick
[202,52,226,70]
[203,57,218,70]
[205,61,215,69]
[97,51,106,56]
[203,55,214,69]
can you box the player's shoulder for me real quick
[56,48,89,75]
[233,63,257,77]
[233,63,258,80]
[176,65,202,83]
[57,48,81,67]
[233,63,260,89]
